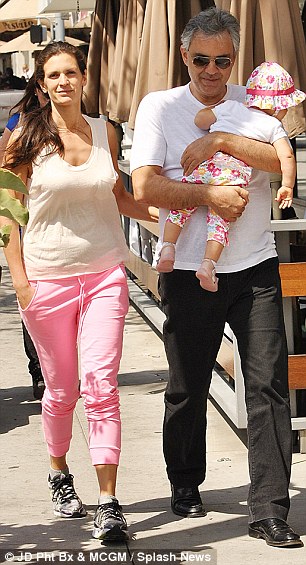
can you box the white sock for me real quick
[98,494,117,505]
[49,467,69,480]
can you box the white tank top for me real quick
[23,116,129,280]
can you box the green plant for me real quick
[0,168,28,247]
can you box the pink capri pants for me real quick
[19,264,129,466]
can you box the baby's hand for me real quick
[275,186,293,209]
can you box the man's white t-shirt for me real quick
[130,83,279,273]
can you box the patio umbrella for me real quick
[128,0,215,128]
[0,0,39,20]
[214,0,306,137]
[106,0,146,123]
[84,0,120,116]
[0,0,51,31]
[0,31,87,54]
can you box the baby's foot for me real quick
[156,242,176,273]
[196,259,218,292]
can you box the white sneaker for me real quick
[92,498,129,541]
[48,473,86,518]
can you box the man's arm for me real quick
[181,132,281,177]
[132,165,249,222]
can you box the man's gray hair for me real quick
[181,7,240,54]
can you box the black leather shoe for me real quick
[249,518,303,547]
[171,485,206,518]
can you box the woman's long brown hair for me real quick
[4,41,87,169]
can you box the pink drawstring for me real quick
[77,277,85,346]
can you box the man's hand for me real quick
[206,185,249,221]
[181,132,220,176]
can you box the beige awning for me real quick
[38,0,95,13]
[0,19,38,33]
[0,29,87,53]
[0,0,91,31]
[215,0,306,137]
[0,0,50,32]
[0,0,40,21]
[0,30,48,53]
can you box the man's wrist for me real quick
[200,184,216,207]
[214,131,230,153]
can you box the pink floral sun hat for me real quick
[245,61,306,111]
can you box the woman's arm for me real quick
[106,122,158,222]
[0,127,13,165]
[0,133,33,308]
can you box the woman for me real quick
[0,75,48,400]
[0,75,47,165]
[1,41,157,542]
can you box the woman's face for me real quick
[40,52,86,107]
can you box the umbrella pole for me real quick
[53,13,65,42]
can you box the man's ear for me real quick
[180,45,188,66]
[82,70,87,87]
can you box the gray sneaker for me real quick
[92,498,129,541]
[48,473,87,518]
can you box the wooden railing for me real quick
[279,262,306,391]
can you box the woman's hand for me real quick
[15,284,35,310]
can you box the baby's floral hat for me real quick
[245,61,305,111]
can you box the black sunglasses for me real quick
[192,56,232,69]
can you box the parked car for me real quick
[0,90,25,132]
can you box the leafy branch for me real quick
[0,168,28,247]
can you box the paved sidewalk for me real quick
[0,258,305,564]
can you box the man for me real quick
[130,7,303,549]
